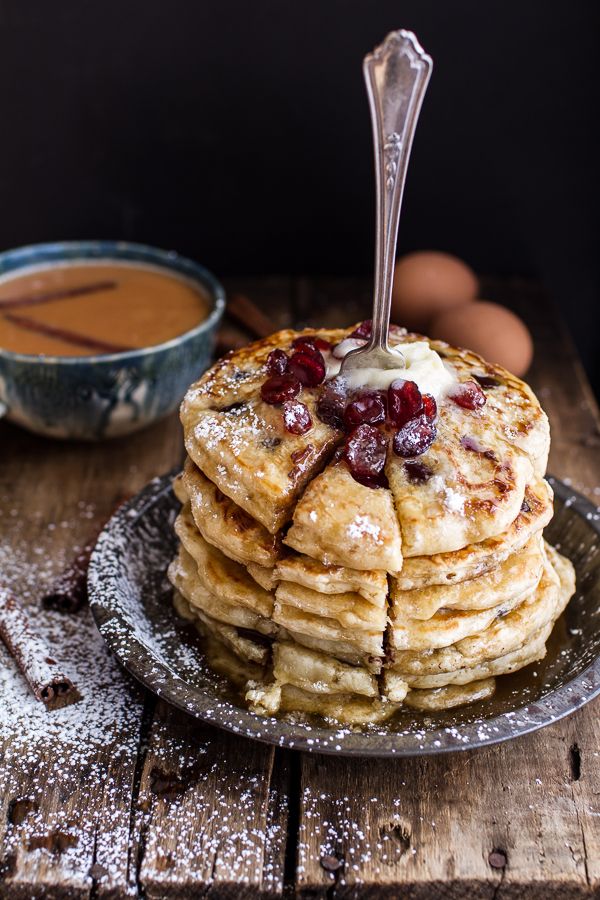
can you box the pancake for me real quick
[386,410,533,558]
[394,479,553,590]
[389,581,538,652]
[171,324,571,726]
[272,601,384,657]
[168,546,278,636]
[403,678,496,711]
[432,339,550,476]
[181,457,281,568]
[175,505,274,618]
[272,641,379,698]
[275,581,387,631]
[181,329,347,534]
[390,534,544,622]
[389,545,574,676]
[274,554,388,606]
[173,592,272,666]
[247,562,279,591]
[277,629,383,671]
[200,626,268,688]
[284,460,403,572]
[398,626,550,688]
[181,327,345,411]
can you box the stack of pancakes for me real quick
[168,326,575,726]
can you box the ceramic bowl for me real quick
[0,240,225,439]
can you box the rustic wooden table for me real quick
[0,277,599,899]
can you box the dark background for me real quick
[0,1,598,390]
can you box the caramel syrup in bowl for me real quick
[0,262,211,356]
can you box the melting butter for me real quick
[326,341,455,399]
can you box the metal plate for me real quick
[88,474,600,757]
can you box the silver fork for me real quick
[341,30,433,376]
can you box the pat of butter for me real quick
[326,341,455,399]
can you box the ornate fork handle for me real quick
[343,30,432,373]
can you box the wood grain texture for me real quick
[134,702,287,898]
[0,415,182,899]
[0,277,598,899]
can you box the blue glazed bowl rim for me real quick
[0,240,226,365]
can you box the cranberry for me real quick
[449,381,486,410]
[393,416,436,457]
[388,379,423,427]
[343,391,386,430]
[292,335,331,353]
[421,393,437,422]
[349,320,403,340]
[282,400,313,435]
[404,460,433,483]
[352,470,389,489]
[316,376,348,428]
[261,374,301,405]
[350,319,373,339]
[473,373,501,389]
[288,350,326,387]
[266,348,289,376]
[344,424,388,483]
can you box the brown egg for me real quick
[429,301,534,376]
[392,251,478,331]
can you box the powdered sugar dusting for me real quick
[347,515,382,544]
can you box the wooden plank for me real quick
[298,728,592,899]
[135,702,288,898]
[0,415,182,899]
[295,280,600,899]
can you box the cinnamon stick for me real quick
[0,280,117,311]
[41,542,96,614]
[0,590,81,709]
[42,495,131,613]
[227,293,274,339]
[3,312,133,354]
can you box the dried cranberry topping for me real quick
[344,424,388,483]
[350,319,373,339]
[449,381,487,410]
[266,348,289,376]
[388,379,423,427]
[282,400,313,435]
[392,416,436,458]
[343,391,386,430]
[288,350,326,387]
[473,373,501,389]
[352,470,390,489]
[404,460,434,483]
[260,374,301,405]
[292,335,331,353]
[349,320,404,341]
[316,376,348,428]
[421,393,437,422]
